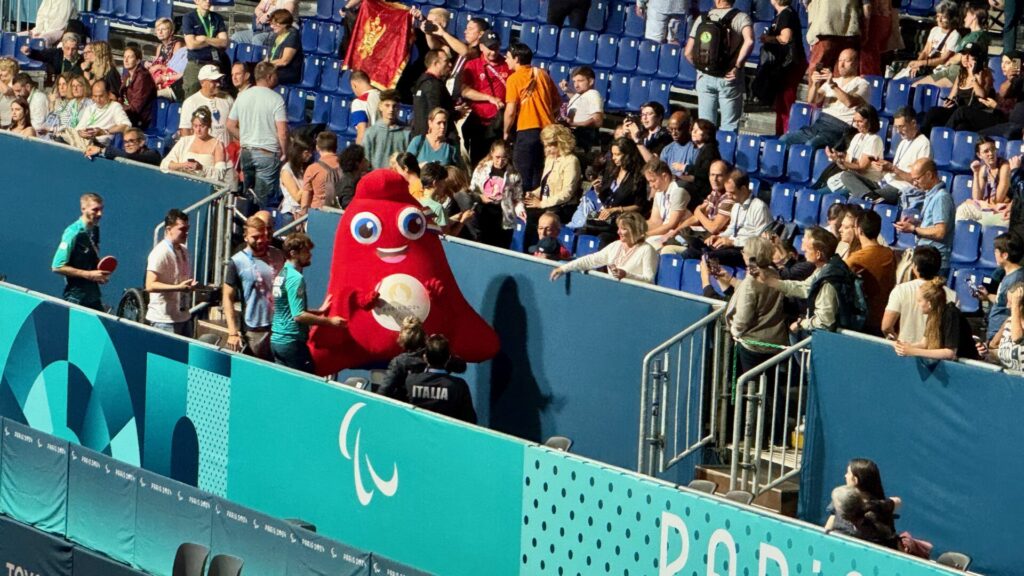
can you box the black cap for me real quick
[959,42,986,59]
[480,30,501,51]
[533,237,561,257]
[1004,49,1024,61]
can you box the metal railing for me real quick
[638,306,728,477]
[152,187,234,288]
[729,337,812,496]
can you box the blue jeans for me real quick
[241,148,282,211]
[696,72,744,132]
[779,113,851,150]
[152,321,194,338]
[272,339,314,373]
[230,30,273,46]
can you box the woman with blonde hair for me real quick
[549,212,658,283]
[82,41,122,97]
[146,17,184,99]
[894,277,977,360]
[471,140,524,247]
[379,316,468,401]
[407,107,462,167]
[522,123,580,250]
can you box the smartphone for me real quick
[188,158,204,170]
[422,20,438,33]
[967,278,980,298]
[747,260,760,278]
[704,255,722,276]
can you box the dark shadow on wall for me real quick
[484,276,552,442]
[170,417,199,486]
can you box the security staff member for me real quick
[404,335,477,423]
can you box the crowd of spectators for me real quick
[27,0,1024,422]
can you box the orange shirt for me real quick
[505,65,560,131]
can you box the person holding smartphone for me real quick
[824,105,885,198]
[920,42,995,136]
[161,106,227,181]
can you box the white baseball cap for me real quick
[198,65,224,81]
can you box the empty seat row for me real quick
[88,0,174,26]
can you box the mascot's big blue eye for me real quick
[397,207,426,240]
[350,212,382,244]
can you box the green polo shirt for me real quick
[271,261,308,345]
[52,219,102,309]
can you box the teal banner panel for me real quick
[0,515,73,576]
[73,547,149,576]
[133,471,215,576]
[802,331,1023,576]
[211,498,296,576]
[224,355,524,576]
[286,527,371,576]
[368,554,433,576]
[520,445,952,576]
[0,418,69,534]
[0,134,214,304]
[66,446,138,565]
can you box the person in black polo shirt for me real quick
[181,0,229,98]
[51,193,110,311]
[404,335,477,424]
[411,50,456,141]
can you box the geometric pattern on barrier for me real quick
[186,366,230,495]
[521,447,948,576]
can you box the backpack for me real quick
[808,256,869,331]
[316,160,346,209]
[692,9,740,76]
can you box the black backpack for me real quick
[692,9,740,76]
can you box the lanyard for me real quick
[731,199,749,237]
[196,10,214,38]
[69,99,82,126]
[86,103,108,127]
[272,32,286,55]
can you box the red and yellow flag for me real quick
[343,0,414,90]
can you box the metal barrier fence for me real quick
[729,337,812,496]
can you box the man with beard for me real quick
[222,215,284,358]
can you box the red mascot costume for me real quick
[309,169,500,375]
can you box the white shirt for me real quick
[822,76,871,125]
[180,91,234,147]
[885,278,959,344]
[568,88,603,123]
[883,133,931,192]
[925,26,961,56]
[722,196,772,247]
[33,0,77,35]
[228,86,287,152]
[146,240,192,324]
[652,181,689,225]
[562,240,660,283]
[847,132,885,182]
[75,100,131,145]
[27,89,49,132]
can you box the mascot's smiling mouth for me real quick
[376,245,409,264]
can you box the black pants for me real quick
[462,114,502,167]
[548,0,591,29]
[947,105,1006,133]
[680,239,746,268]
[514,128,544,191]
[736,345,787,446]
[981,121,1024,139]
[921,105,955,137]
[476,202,512,248]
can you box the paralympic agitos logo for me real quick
[339,402,399,506]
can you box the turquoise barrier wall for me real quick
[304,210,714,478]
[0,284,956,575]
[801,331,1024,576]
[0,134,215,306]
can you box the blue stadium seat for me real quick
[337,70,354,97]
[794,187,823,229]
[991,135,1009,157]
[753,0,774,21]
[111,0,127,18]
[624,6,645,37]
[864,75,884,110]
[606,73,630,110]
[931,127,954,169]
[788,102,814,132]
[536,24,559,59]
[717,130,737,164]
[302,20,320,54]
[979,225,1008,269]
[648,80,670,109]
[886,129,903,160]
[0,33,16,57]
[937,170,954,188]
[626,77,649,111]
[873,203,900,245]
[734,134,761,174]
[495,18,513,49]
[950,131,979,172]
[952,174,973,206]
[397,104,413,124]
[319,23,339,55]
[681,259,703,295]
[483,0,501,16]
[154,0,172,18]
[319,58,341,94]
[656,254,684,290]
[605,2,626,34]
[785,144,813,184]
[501,0,520,17]
[520,23,540,51]
[299,55,322,88]
[576,31,598,65]
[518,0,538,19]
[559,228,576,252]
[895,208,921,249]
[656,44,680,79]
[991,55,1005,89]
[312,93,333,125]
[547,62,572,86]
[769,182,796,220]
[810,147,830,183]
[510,219,526,251]
[317,0,335,20]
[557,27,579,62]
[818,192,846,225]
[759,139,787,180]
[125,0,142,21]
[138,0,159,23]
[332,0,349,18]
[912,83,942,113]
[882,78,911,117]
[952,221,982,264]
[793,233,805,255]
[163,101,180,137]
[575,234,601,257]
[235,43,256,63]
[1007,139,1024,159]
[952,268,982,314]
[585,0,607,31]
[464,0,484,11]
[748,22,769,65]
[593,70,609,100]
[615,37,640,72]
[329,97,350,133]
[676,51,696,89]
[92,17,111,41]
[95,0,113,14]
[538,0,550,21]
[636,40,659,76]
[878,116,891,146]
[906,0,935,16]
